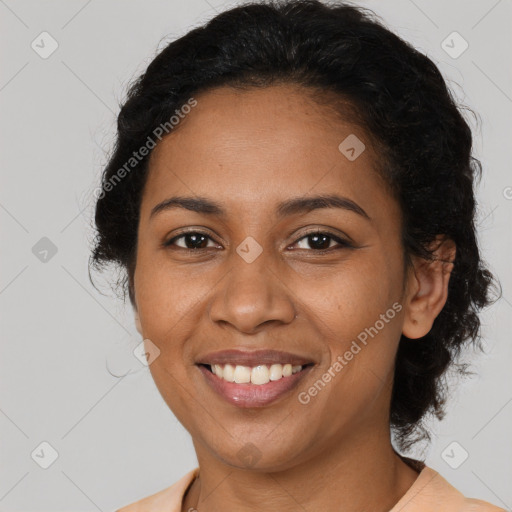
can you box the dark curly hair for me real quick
[90,0,497,453]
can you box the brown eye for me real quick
[292,231,352,251]
[165,231,217,250]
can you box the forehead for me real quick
[142,84,392,217]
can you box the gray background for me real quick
[1,0,511,510]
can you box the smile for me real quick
[197,363,314,408]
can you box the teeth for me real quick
[220,364,232,381]
[269,364,283,381]
[210,363,303,385]
[234,364,251,383]
[249,365,269,385]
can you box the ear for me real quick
[402,236,456,339]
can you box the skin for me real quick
[129,84,455,512]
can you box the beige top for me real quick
[116,465,507,511]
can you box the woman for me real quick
[90,1,505,510]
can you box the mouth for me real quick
[196,362,315,408]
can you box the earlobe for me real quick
[402,236,456,339]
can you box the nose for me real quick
[208,252,296,334]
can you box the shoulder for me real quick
[460,497,509,512]
[390,465,507,512]
[115,467,199,512]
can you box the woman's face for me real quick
[133,84,413,470]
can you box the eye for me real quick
[164,230,219,250]
[163,229,352,252]
[291,230,352,251]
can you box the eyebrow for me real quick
[150,194,370,221]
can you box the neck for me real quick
[182,425,420,512]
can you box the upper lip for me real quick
[196,349,315,367]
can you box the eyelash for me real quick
[163,229,353,253]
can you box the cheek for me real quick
[306,288,403,435]
[134,244,203,327]
[299,252,403,383]
[133,247,225,377]
[301,251,401,333]
[134,257,202,422]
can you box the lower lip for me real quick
[197,364,313,408]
